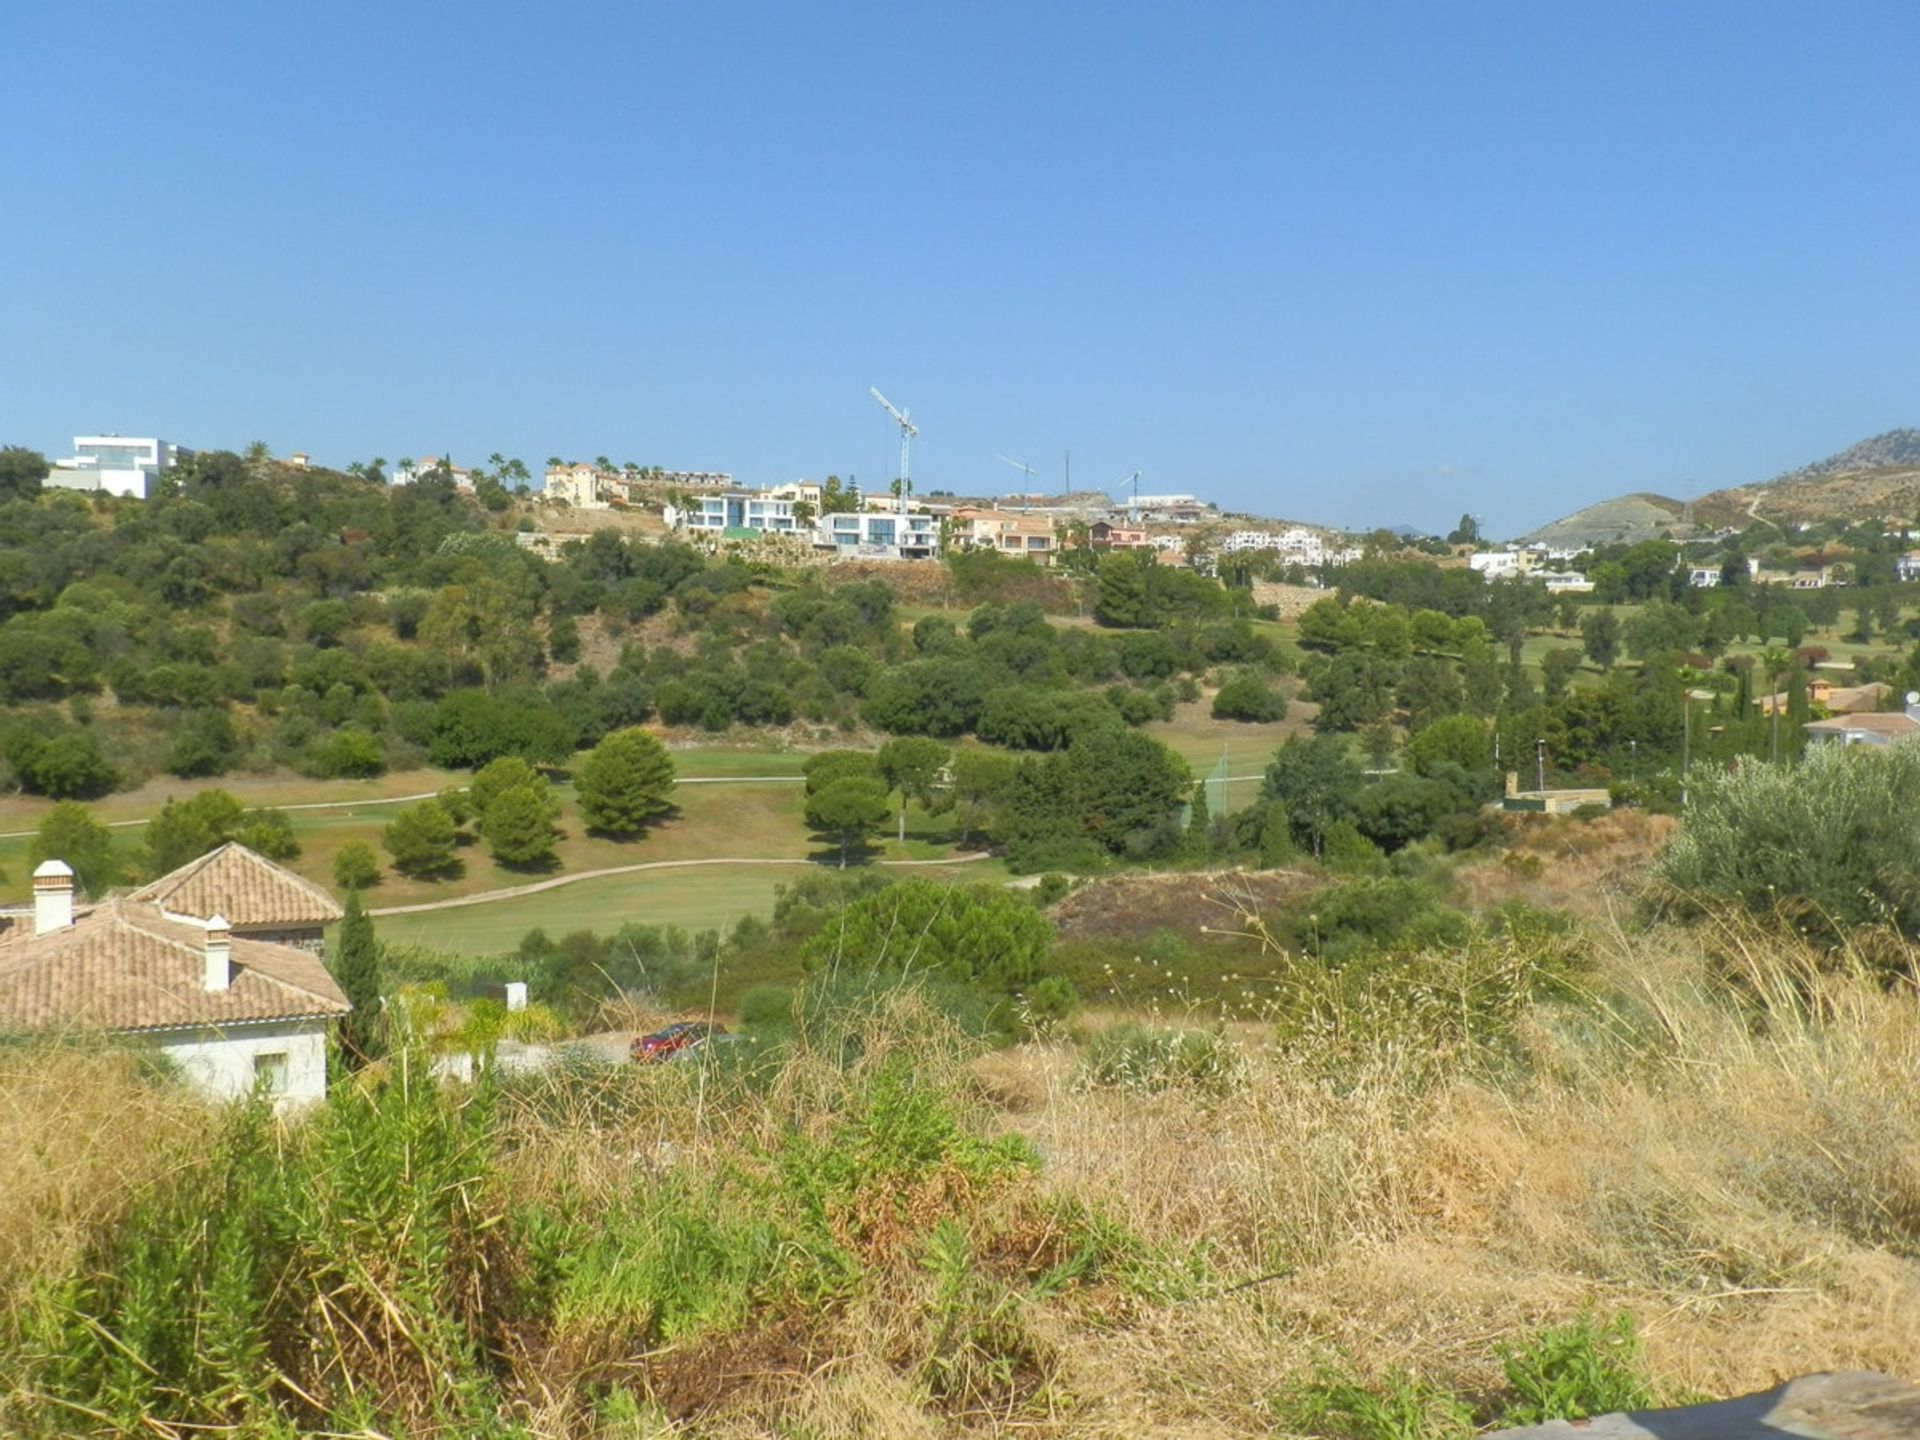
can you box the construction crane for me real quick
[869,387,917,511]
[997,454,1036,511]
[1117,470,1142,513]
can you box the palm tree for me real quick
[1760,646,1792,764]
[244,439,271,462]
[546,455,563,470]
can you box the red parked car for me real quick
[631,1021,727,1063]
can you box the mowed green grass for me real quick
[0,745,988,951]
[373,853,1010,955]
[373,864,792,953]
[1146,700,1307,812]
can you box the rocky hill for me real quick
[1523,429,1920,547]
[1521,492,1689,549]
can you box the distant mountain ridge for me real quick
[1522,428,1920,547]
[1765,428,1920,484]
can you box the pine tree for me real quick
[576,728,676,837]
[383,799,459,877]
[482,784,559,867]
[332,888,384,1067]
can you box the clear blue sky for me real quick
[5,1,1916,535]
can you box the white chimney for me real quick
[204,914,232,992]
[32,859,74,935]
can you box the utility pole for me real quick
[1063,449,1071,492]
[1682,693,1691,807]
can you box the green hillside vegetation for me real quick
[8,445,1920,1434]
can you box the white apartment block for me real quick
[816,508,940,559]
[670,491,809,535]
[48,436,189,499]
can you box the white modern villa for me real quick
[46,436,190,499]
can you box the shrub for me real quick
[333,839,382,889]
[1075,1023,1245,1094]
[29,802,123,898]
[735,983,796,1031]
[1497,1311,1659,1426]
[304,726,385,778]
[1211,671,1285,722]
[166,707,240,778]
[1275,1364,1475,1440]
[1658,744,1920,946]
[1032,872,1072,907]
[1021,974,1079,1031]
[7,730,117,799]
[801,879,1055,999]
[1287,876,1468,963]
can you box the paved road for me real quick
[368,851,992,917]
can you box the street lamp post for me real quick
[1681,687,1714,807]
[1535,738,1546,795]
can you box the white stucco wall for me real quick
[151,1019,332,1108]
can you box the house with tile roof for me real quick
[0,853,351,1106]
[129,841,343,952]
[1802,696,1920,748]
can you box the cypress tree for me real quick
[332,888,384,1067]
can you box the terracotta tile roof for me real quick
[128,842,344,929]
[1803,712,1920,735]
[0,900,349,1033]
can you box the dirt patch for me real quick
[1250,581,1326,618]
[1048,867,1324,944]
[823,559,1083,614]
[529,505,672,540]
[646,1312,821,1420]
[1455,808,1678,918]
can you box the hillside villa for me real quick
[1803,696,1920,748]
[1755,679,1892,718]
[951,508,1057,565]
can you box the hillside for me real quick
[1524,428,1920,545]
[1521,491,1688,549]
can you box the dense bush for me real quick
[1210,670,1286,722]
[1659,744,1920,946]
[799,878,1059,1021]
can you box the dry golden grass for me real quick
[0,1039,207,1314]
[3,919,1916,1436]
[989,920,1920,1435]
[1456,810,1677,918]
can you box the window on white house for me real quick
[254,1051,290,1095]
